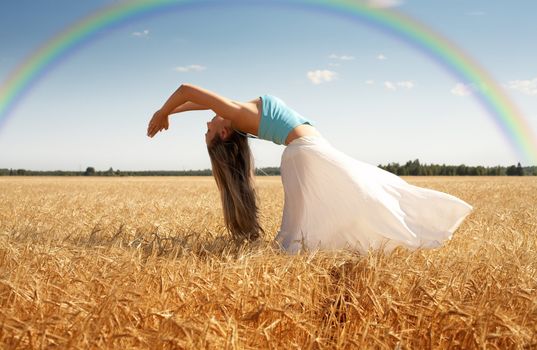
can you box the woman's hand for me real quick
[147,110,169,138]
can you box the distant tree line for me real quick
[0,167,214,177]
[0,166,279,177]
[0,161,535,176]
[377,159,532,176]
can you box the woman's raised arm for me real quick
[161,84,242,119]
[170,101,209,114]
[147,84,247,138]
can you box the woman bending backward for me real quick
[147,84,473,254]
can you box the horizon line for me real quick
[1,161,534,173]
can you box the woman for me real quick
[147,84,473,254]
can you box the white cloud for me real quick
[173,64,207,73]
[307,70,338,85]
[329,54,355,61]
[132,29,149,38]
[383,80,414,91]
[384,81,396,91]
[365,80,375,85]
[377,54,387,60]
[507,78,537,96]
[397,81,414,89]
[451,83,472,97]
[367,0,403,8]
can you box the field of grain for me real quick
[0,176,535,349]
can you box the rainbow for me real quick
[1,0,536,163]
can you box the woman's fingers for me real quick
[148,123,162,137]
[147,112,169,137]
[147,117,158,137]
[148,123,157,137]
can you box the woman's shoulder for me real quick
[228,97,262,135]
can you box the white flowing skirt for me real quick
[275,135,473,254]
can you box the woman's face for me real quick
[205,115,231,144]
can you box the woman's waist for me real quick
[285,125,322,145]
[281,134,333,163]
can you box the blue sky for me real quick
[1,0,536,171]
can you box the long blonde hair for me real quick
[207,130,264,242]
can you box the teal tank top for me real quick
[257,95,314,145]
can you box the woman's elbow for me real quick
[179,83,198,93]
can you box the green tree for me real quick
[516,162,524,176]
[506,165,517,176]
[84,167,95,176]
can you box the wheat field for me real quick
[0,176,535,349]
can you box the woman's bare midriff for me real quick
[285,124,321,145]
